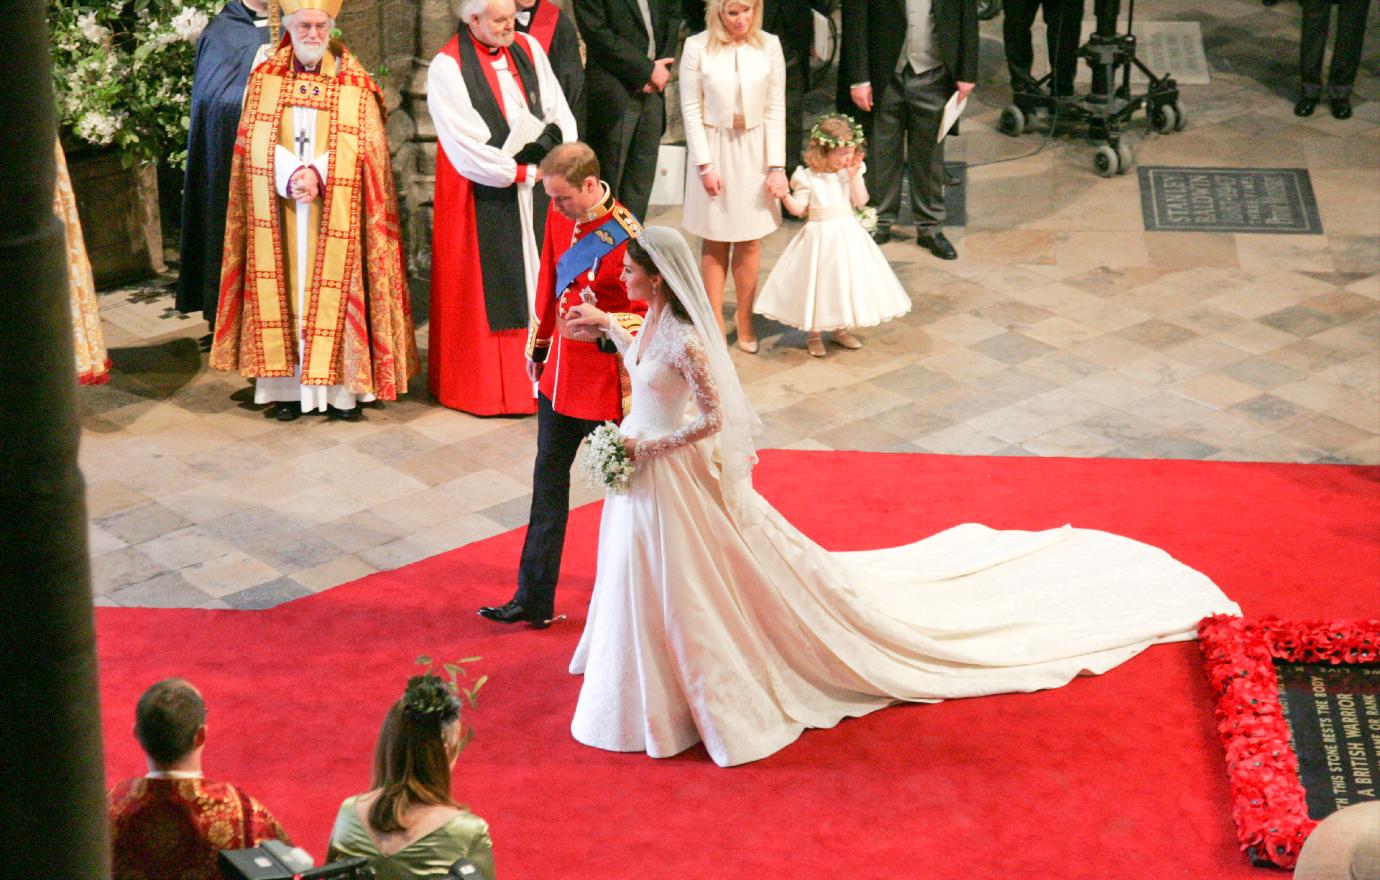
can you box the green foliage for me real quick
[49,0,224,168]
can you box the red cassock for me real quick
[108,777,289,880]
[528,190,647,422]
[428,33,575,416]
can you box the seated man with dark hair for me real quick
[108,678,292,880]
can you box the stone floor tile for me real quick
[316,509,412,555]
[222,577,313,610]
[1123,435,1222,461]
[109,573,214,609]
[180,552,283,598]
[1115,319,1199,350]
[1021,316,1103,348]
[1171,373,1272,410]
[1258,305,1347,337]
[479,495,538,531]
[140,526,241,572]
[966,404,1064,445]
[911,423,1010,455]
[1214,320,1307,355]
[865,364,959,401]
[265,484,370,523]
[1276,413,1377,452]
[97,502,195,546]
[292,555,380,592]
[971,331,1057,365]
[918,348,1009,383]
[1021,426,1118,458]
[1220,357,1310,390]
[809,420,910,452]
[87,523,128,557]
[1231,393,1308,426]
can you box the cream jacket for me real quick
[679,30,786,169]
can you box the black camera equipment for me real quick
[219,841,375,880]
[997,0,1187,176]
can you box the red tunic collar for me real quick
[573,185,617,238]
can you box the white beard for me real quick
[291,36,327,68]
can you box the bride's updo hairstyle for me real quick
[368,674,463,833]
[627,236,692,323]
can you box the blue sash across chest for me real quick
[554,217,631,298]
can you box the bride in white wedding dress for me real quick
[564,227,1240,768]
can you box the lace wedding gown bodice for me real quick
[571,307,1241,767]
[608,310,722,460]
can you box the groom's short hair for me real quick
[540,142,600,188]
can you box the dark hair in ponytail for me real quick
[368,676,462,833]
[626,236,691,323]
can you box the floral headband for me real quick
[809,114,865,149]
[402,673,462,722]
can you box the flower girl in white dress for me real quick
[565,226,1239,768]
[754,115,912,357]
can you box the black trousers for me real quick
[590,89,665,223]
[1300,0,1372,98]
[869,65,951,234]
[514,394,601,618]
[1003,0,1085,100]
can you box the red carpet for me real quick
[95,452,1380,879]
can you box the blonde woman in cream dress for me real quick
[679,0,787,352]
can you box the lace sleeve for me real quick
[633,326,724,460]
[607,308,643,353]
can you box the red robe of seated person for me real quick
[108,777,289,880]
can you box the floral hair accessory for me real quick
[809,114,865,150]
[402,672,462,722]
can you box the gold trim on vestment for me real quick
[240,46,366,385]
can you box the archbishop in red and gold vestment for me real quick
[108,777,289,880]
[210,26,418,410]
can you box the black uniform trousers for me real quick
[1300,0,1372,99]
[1003,0,1085,102]
[514,393,601,618]
[869,65,952,235]
[784,48,808,173]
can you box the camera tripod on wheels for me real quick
[997,0,1187,176]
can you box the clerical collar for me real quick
[576,183,615,227]
[146,770,203,780]
[516,7,533,27]
[469,31,503,57]
[293,56,322,74]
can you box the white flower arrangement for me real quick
[580,423,636,496]
[50,0,220,168]
[855,206,879,234]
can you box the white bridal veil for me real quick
[637,225,763,521]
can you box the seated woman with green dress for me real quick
[327,675,495,879]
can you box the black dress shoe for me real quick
[916,231,958,260]
[1330,97,1353,120]
[272,402,301,422]
[1294,97,1318,117]
[327,404,362,422]
[871,228,892,245]
[477,600,552,629]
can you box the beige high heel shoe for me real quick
[806,333,826,357]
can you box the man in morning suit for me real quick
[572,0,681,222]
[479,143,647,628]
[841,0,978,260]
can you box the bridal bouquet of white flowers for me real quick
[855,206,879,234]
[581,423,635,495]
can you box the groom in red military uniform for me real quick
[479,142,646,627]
